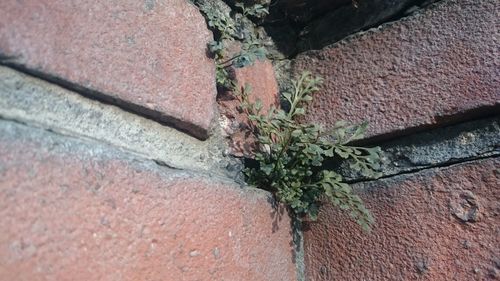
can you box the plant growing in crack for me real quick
[195,0,269,89]
[237,72,383,230]
[196,0,382,230]
[235,2,270,18]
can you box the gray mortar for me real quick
[292,217,306,281]
[0,66,241,178]
[340,116,500,182]
[0,118,255,190]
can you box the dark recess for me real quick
[260,0,438,57]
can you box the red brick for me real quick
[233,59,279,111]
[0,121,296,281]
[303,158,500,280]
[218,42,279,156]
[293,0,500,139]
[0,0,216,139]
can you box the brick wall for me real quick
[292,0,500,280]
[0,0,498,280]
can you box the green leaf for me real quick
[243,83,253,94]
[208,40,224,54]
[253,47,267,60]
[334,148,349,158]
[302,95,313,101]
[260,164,273,175]
[282,92,292,103]
[351,121,368,141]
[294,108,305,116]
[324,147,334,157]
[311,159,322,166]
[233,53,255,68]
[254,99,263,111]
[291,129,302,137]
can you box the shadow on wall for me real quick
[262,0,437,56]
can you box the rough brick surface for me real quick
[0,0,216,139]
[293,0,500,140]
[0,121,296,281]
[304,158,500,280]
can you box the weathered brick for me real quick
[0,120,296,281]
[304,158,500,280]
[0,0,216,139]
[293,0,500,140]
[233,59,279,111]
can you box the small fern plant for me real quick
[238,72,383,231]
[196,0,268,89]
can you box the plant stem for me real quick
[218,54,242,67]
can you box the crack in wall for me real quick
[342,116,500,184]
[0,62,212,140]
[348,153,500,185]
[0,115,182,171]
[0,116,246,185]
[0,66,241,179]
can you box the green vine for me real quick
[238,72,383,231]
